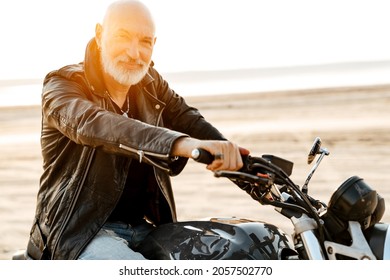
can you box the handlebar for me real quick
[191,147,251,165]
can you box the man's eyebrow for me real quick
[115,28,154,39]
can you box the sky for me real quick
[1,0,390,81]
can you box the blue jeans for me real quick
[78,221,154,260]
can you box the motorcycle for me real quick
[13,137,389,260]
[138,137,389,260]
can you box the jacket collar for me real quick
[84,38,155,97]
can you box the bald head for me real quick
[102,0,155,36]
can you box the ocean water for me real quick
[1,61,390,108]
[0,83,42,107]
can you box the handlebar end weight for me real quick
[191,148,214,164]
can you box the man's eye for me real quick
[142,39,152,46]
[113,33,128,40]
[117,34,128,39]
[141,39,153,47]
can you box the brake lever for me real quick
[214,170,272,186]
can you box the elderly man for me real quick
[27,0,245,260]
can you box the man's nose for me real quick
[126,40,140,59]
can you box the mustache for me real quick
[115,55,145,66]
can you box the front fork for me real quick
[290,214,326,260]
[291,215,378,260]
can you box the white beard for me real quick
[101,47,150,86]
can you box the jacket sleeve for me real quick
[41,69,188,173]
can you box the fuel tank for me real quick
[139,217,297,260]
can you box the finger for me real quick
[225,143,242,171]
[206,155,224,171]
[239,146,250,156]
[210,148,239,171]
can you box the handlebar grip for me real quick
[191,148,214,164]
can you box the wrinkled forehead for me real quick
[102,2,155,37]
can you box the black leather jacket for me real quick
[27,38,225,259]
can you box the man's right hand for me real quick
[171,137,249,171]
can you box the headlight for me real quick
[328,176,379,228]
[322,176,385,244]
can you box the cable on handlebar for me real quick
[194,149,327,247]
[242,155,327,246]
[259,196,311,215]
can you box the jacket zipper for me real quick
[119,144,171,173]
[51,148,96,259]
[119,144,170,160]
[121,90,176,222]
[142,91,177,222]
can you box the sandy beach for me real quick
[1,84,390,260]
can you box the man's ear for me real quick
[95,23,103,49]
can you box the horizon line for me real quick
[1,59,390,87]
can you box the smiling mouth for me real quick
[119,61,143,70]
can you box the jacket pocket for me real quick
[44,177,70,226]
